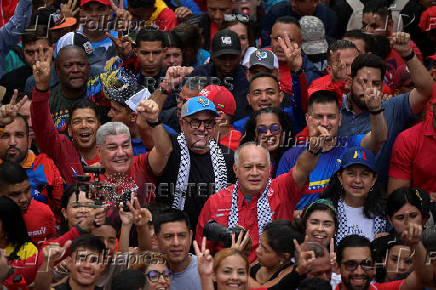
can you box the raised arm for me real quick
[390,32,434,115]
[360,86,388,154]
[0,0,32,66]
[292,122,324,190]
[136,99,173,176]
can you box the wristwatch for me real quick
[147,120,161,128]
[306,142,322,156]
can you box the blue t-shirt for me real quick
[276,135,365,210]
[338,92,415,187]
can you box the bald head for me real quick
[56,45,88,64]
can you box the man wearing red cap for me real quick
[199,85,242,151]
[388,82,436,198]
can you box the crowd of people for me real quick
[0,0,435,289]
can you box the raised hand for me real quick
[390,32,412,58]
[119,202,134,226]
[32,46,53,91]
[329,238,336,265]
[231,229,252,253]
[126,197,152,228]
[109,0,131,32]
[41,240,72,267]
[160,66,194,92]
[61,0,79,18]
[294,239,315,275]
[329,50,347,81]
[106,33,135,60]
[364,87,383,112]
[277,32,302,72]
[79,207,106,232]
[136,99,160,125]
[307,117,330,152]
[175,7,193,22]
[401,223,422,248]
[0,89,28,127]
[193,237,214,277]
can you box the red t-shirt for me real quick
[218,127,242,151]
[308,74,345,107]
[210,21,219,50]
[22,200,56,248]
[335,280,403,290]
[196,169,307,263]
[389,117,436,193]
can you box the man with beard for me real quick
[0,92,64,215]
[338,32,434,187]
[335,232,429,290]
[0,162,56,247]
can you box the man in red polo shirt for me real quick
[388,83,436,196]
[196,126,325,262]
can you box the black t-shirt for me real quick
[156,134,236,232]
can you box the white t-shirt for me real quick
[343,203,375,241]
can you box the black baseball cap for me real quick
[212,29,241,58]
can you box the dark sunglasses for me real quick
[224,13,250,23]
[256,125,281,136]
[186,118,215,129]
[146,270,173,282]
[342,259,374,272]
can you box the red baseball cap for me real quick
[80,0,111,7]
[419,6,436,32]
[199,85,236,116]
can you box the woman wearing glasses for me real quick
[240,107,294,177]
[133,252,173,290]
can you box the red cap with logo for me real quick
[80,0,111,7]
[199,85,236,116]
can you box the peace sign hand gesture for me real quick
[0,89,28,127]
[32,46,53,91]
[193,237,214,277]
[278,32,302,72]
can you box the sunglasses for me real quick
[186,118,215,129]
[146,270,173,282]
[256,125,281,136]
[342,259,374,272]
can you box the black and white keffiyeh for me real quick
[171,133,228,210]
[336,198,388,245]
[228,179,273,239]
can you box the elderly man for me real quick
[155,96,236,233]
[196,131,325,262]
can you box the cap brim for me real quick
[302,40,328,55]
[213,49,241,58]
[182,108,220,118]
[249,62,275,70]
[50,17,77,30]
[340,160,377,173]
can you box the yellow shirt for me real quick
[5,242,37,260]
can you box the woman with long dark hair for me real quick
[320,146,388,244]
[386,187,431,235]
[241,107,294,177]
[0,196,36,260]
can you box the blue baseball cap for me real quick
[181,96,220,118]
[340,146,377,173]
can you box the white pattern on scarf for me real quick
[228,179,273,238]
[172,133,228,210]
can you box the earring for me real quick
[280,260,284,265]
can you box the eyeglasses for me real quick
[185,118,215,129]
[224,13,250,23]
[256,125,281,136]
[342,259,374,272]
[146,270,173,282]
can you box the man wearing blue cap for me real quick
[155,95,236,232]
